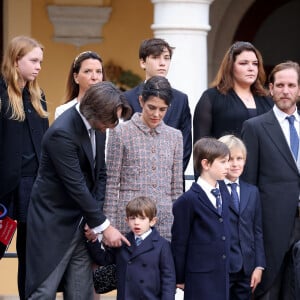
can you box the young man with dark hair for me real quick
[124,38,192,174]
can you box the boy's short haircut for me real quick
[139,38,175,61]
[218,134,247,158]
[193,137,230,174]
[126,196,157,220]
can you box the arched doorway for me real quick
[234,0,300,80]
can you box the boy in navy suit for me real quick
[85,196,176,300]
[123,38,192,174]
[171,137,231,300]
[218,135,266,300]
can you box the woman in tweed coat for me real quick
[103,76,183,240]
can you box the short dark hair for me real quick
[139,38,175,61]
[193,137,230,174]
[141,76,173,106]
[268,61,300,85]
[126,196,157,221]
[79,82,132,124]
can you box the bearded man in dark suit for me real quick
[242,61,300,300]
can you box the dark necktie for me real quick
[228,182,239,212]
[286,115,299,159]
[135,236,142,246]
[211,188,222,214]
[89,128,96,160]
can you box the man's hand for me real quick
[102,225,130,247]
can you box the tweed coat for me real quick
[103,113,183,240]
[124,84,192,171]
[87,227,176,300]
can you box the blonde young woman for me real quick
[0,36,49,300]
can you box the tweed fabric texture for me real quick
[104,113,183,240]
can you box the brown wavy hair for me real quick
[211,41,267,96]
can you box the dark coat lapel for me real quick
[191,182,219,215]
[239,180,250,215]
[261,110,298,172]
[71,107,95,179]
[128,228,159,259]
[219,181,238,215]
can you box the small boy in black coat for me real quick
[85,196,176,300]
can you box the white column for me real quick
[151,0,214,180]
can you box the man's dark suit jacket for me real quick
[124,83,192,172]
[171,182,230,300]
[241,109,300,296]
[87,227,176,300]
[25,106,107,297]
[219,180,266,276]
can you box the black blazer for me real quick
[124,83,192,171]
[25,106,107,297]
[0,76,49,199]
[241,109,300,296]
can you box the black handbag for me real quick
[93,264,117,294]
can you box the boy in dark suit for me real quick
[219,135,266,300]
[123,38,192,173]
[171,137,231,300]
[85,196,176,300]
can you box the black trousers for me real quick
[230,269,252,300]
[255,218,300,300]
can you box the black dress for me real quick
[193,87,274,143]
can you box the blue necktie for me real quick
[286,115,299,159]
[135,236,142,246]
[228,183,239,212]
[211,188,222,215]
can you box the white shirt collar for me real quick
[224,178,240,186]
[135,228,152,241]
[273,105,299,123]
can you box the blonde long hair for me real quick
[1,36,48,121]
